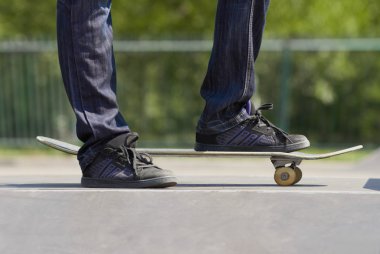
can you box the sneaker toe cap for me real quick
[139,167,176,180]
[288,134,310,145]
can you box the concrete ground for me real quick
[0,153,380,254]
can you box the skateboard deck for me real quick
[36,136,363,186]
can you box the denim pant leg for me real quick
[57,0,130,168]
[198,0,270,134]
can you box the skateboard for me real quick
[36,136,363,186]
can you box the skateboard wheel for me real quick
[294,167,302,184]
[274,167,297,186]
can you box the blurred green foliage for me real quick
[0,1,380,146]
[1,1,380,39]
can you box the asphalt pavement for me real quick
[0,153,380,254]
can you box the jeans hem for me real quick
[77,130,130,170]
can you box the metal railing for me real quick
[0,39,379,147]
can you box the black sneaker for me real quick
[81,133,177,188]
[195,104,310,153]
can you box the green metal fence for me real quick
[1,39,380,147]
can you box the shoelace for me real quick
[116,145,156,176]
[251,103,292,142]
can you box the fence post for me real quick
[278,43,292,131]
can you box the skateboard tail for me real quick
[36,136,80,155]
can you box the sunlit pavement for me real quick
[0,155,380,254]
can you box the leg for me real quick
[57,0,129,168]
[195,0,310,152]
[198,0,270,134]
[56,0,177,188]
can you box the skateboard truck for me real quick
[271,156,302,169]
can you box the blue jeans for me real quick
[57,0,270,168]
[198,0,270,134]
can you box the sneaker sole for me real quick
[81,176,177,188]
[194,140,310,153]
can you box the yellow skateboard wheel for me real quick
[294,167,302,184]
[274,167,297,186]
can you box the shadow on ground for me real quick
[0,183,327,189]
[363,178,380,191]
[176,184,327,188]
[0,183,81,188]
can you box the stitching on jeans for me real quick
[70,0,98,139]
[242,0,255,101]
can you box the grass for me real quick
[0,147,69,157]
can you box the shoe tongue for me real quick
[245,101,256,116]
[124,132,139,147]
[107,132,139,148]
